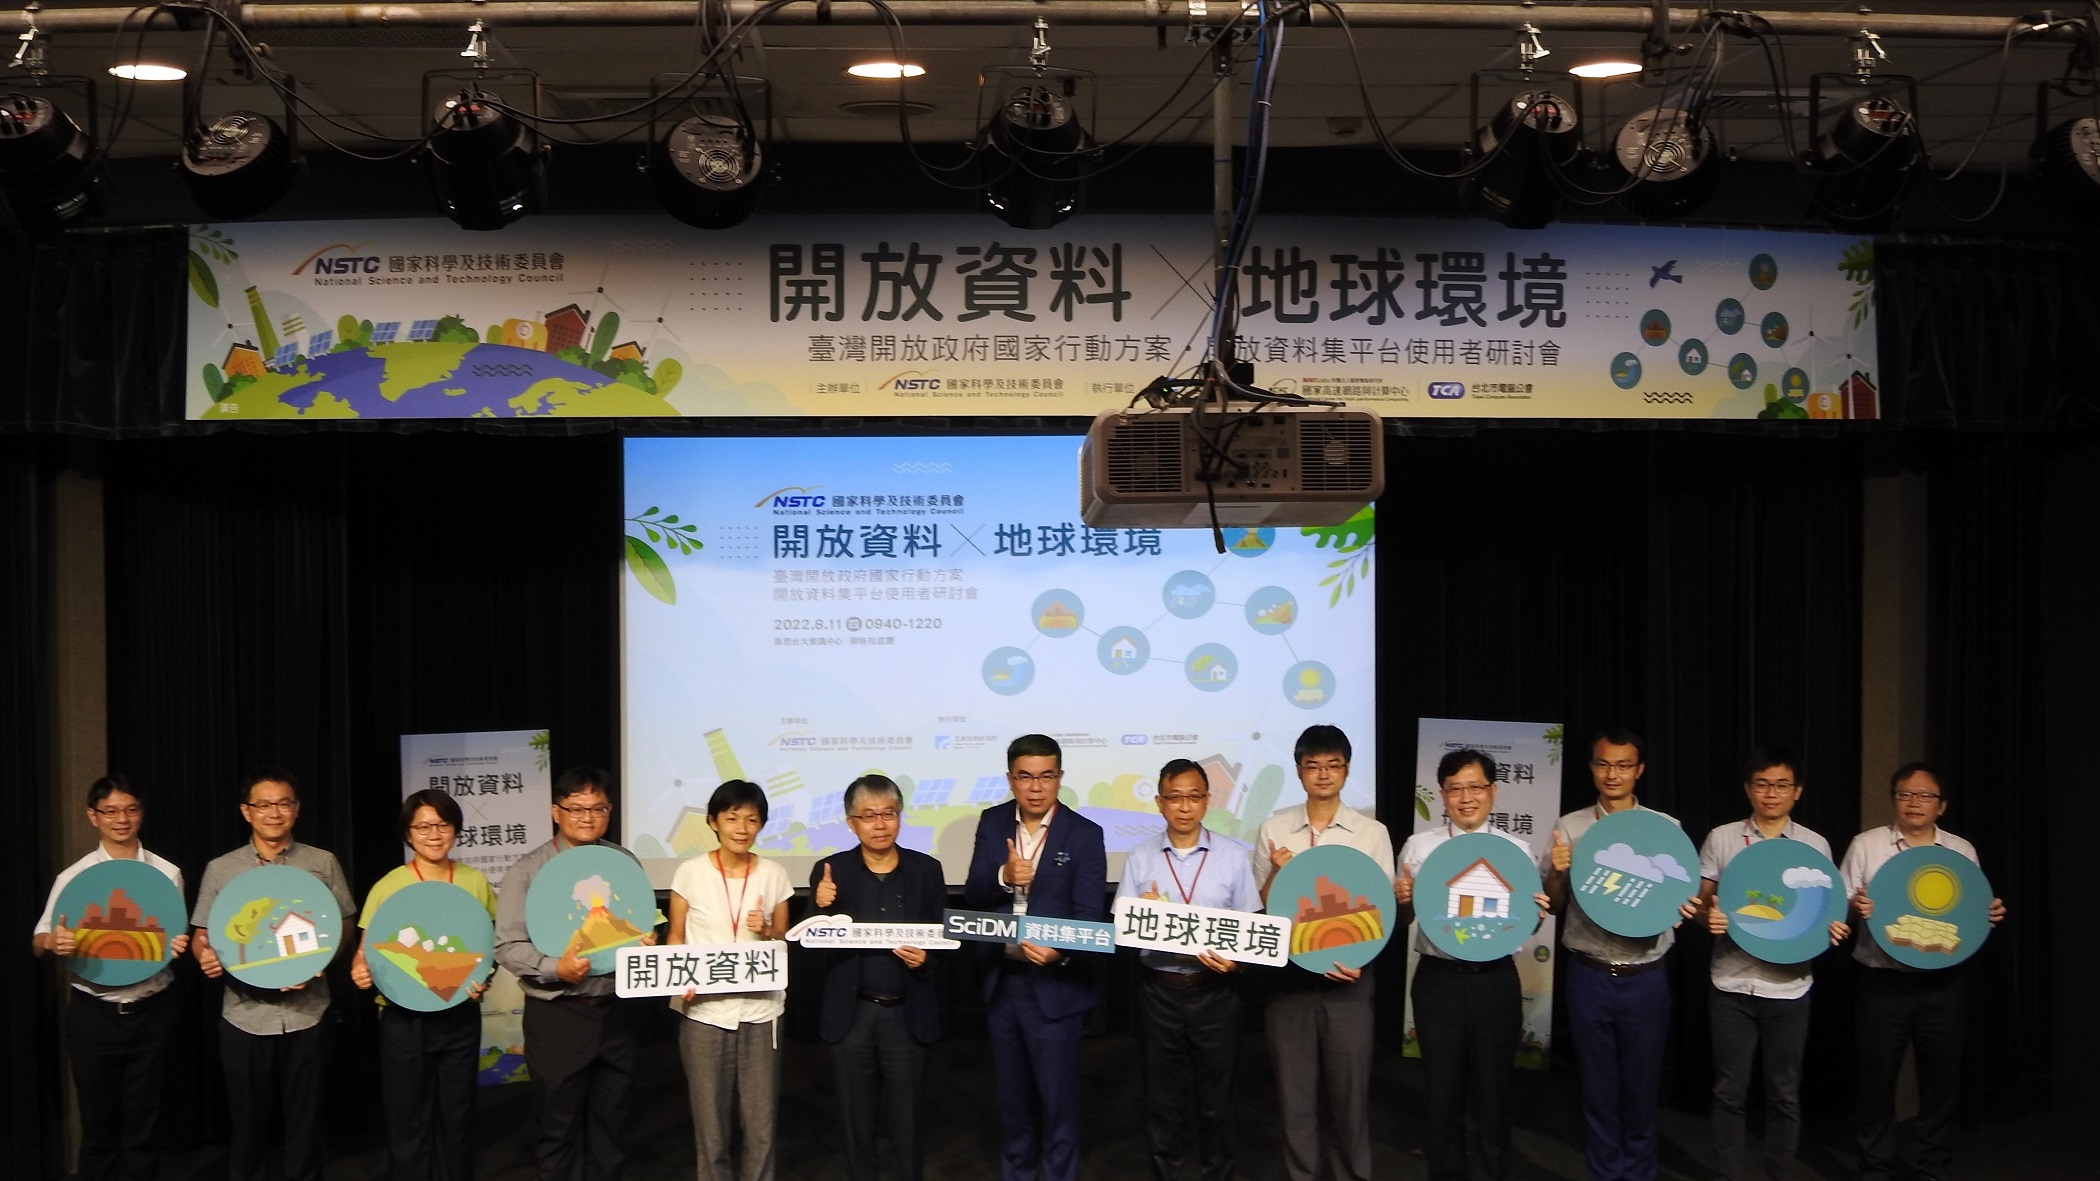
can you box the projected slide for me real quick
[621,435,1377,883]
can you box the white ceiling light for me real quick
[108,63,187,81]
[846,62,925,80]
[1569,60,1642,80]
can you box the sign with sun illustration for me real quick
[1865,846,1993,969]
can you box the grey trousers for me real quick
[678,1018,782,1181]
[1709,988,1811,1181]
[1264,970,1376,1181]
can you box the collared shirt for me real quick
[1839,823,1981,972]
[1118,827,1261,973]
[669,852,791,1029]
[192,839,358,1035]
[494,837,642,1002]
[1251,802,1396,898]
[1544,801,1681,966]
[1696,818,1833,999]
[1398,823,1535,961]
[359,860,497,1009]
[36,845,185,1003]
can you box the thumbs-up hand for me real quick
[1267,840,1293,874]
[350,947,374,990]
[1005,839,1035,890]
[1707,903,1729,936]
[1394,864,1415,906]
[1549,829,1572,874]
[814,862,838,909]
[194,931,224,979]
[1140,880,1163,901]
[745,898,767,937]
[50,916,75,957]
[1851,888,1874,921]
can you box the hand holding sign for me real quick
[556,931,591,983]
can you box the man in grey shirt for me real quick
[494,766,654,1181]
[190,767,356,1181]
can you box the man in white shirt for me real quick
[1839,763,2006,1181]
[1693,747,1846,1181]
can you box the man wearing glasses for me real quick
[1251,724,1393,1181]
[495,766,652,1181]
[1839,763,2006,1181]
[1117,757,1261,1181]
[964,734,1107,1181]
[189,767,358,1181]
[1693,747,1846,1181]
[810,773,948,1181]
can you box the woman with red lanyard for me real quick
[350,788,497,1181]
[668,779,793,1181]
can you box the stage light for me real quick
[1610,106,1723,220]
[107,63,185,81]
[846,62,924,80]
[982,81,1092,230]
[424,93,546,231]
[1570,60,1642,80]
[0,91,108,232]
[2032,116,2100,224]
[1465,90,1580,229]
[181,111,298,219]
[1808,94,1917,230]
[650,113,764,230]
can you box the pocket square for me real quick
[1054,851,1071,867]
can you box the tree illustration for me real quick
[625,506,701,605]
[528,730,550,772]
[431,315,479,344]
[1744,890,1766,906]
[187,226,237,309]
[654,357,683,396]
[223,897,275,964]
[1302,505,1376,606]
[1839,239,1874,328]
[588,312,620,367]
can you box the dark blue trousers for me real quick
[987,970,1085,1181]
[1565,957,1672,1181]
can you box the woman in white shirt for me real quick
[668,780,792,1181]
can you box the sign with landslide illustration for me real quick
[1866,846,1993,969]
[206,865,344,989]
[524,846,655,975]
[1714,840,1847,966]
[1414,832,1544,963]
[184,216,1877,422]
[1570,810,1700,939]
[365,881,498,1011]
[1266,845,1395,974]
[53,859,185,986]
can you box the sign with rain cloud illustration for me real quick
[1714,840,1846,965]
[1571,811,1699,938]
[1866,846,1993,969]
[1415,832,1544,963]
[365,881,497,1011]
[206,865,343,989]
[1267,845,1395,974]
[53,859,185,986]
[526,846,656,975]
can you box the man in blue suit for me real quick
[965,733,1108,1181]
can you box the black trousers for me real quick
[67,988,175,1181]
[831,999,929,1181]
[1855,967,1965,1181]
[1410,955,1520,1181]
[1139,969,1243,1181]
[379,1002,481,1181]
[522,995,642,1181]
[219,1018,331,1181]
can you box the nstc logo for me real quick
[1428,381,1466,400]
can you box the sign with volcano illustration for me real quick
[1866,845,1993,970]
[205,865,343,989]
[365,881,497,1011]
[1571,810,1700,939]
[1714,840,1847,965]
[53,859,186,986]
[1267,845,1395,974]
[1414,832,1545,963]
[525,846,655,975]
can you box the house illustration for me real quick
[273,911,319,957]
[608,341,646,363]
[221,342,264,380]
[1445,858,1513,919]
[1109,636,1138,662]
[1202,663,1231,682]
[544,304,590,353]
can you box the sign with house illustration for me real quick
[205,865,344,989]
[52,859,186,987]
[365,881,498,1011]
[1714,839,1849,966]
[1865,845,1994,970]
[1266,845,1395,974]
[1571,810,1701,939]
[1415,831,1545,963]
[524,845,657,975]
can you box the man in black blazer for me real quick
[811,773,947,1181]
[964,734,1108,1181]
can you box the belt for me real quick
[1419,955,1510,975]
[1570,950,1667,977]
[1145,969,1227,988]
[859,993,904,1007]
[560,993,614,1006]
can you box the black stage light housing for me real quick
[1466,90,1580,229]
[982,82,1092,230]
[650,114,764,230]
[181,111,298,220]
[2033,115,2100,224]
[1611,106,1725,220]
[425,94,547,231]
[1808,94,1917,230]
[0,91,108,232]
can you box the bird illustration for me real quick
[1649,261,1683,287]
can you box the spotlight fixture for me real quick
[107,63,185,81]
[0,90,108,232]
[981,80,1094,230]
[846,62,925,80]
[424,92,546,231]
[2033,115,2100,224]
[1610,106,1723,220]
[1807,93,1917,230]
[181,111,298,219]
[1465,91,1580,229]
[1569,60,1643,80]
[650,113,764,230]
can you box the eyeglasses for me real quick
[409,821,457,835]
[243,798,298,814]
[1157,794,1208,806]
[1893,790,1941,803]
[1298,760,1348,774]
[555,802,612,818]
[92,805,142,818]
[1749,780,1798,795]
[1590,760,1640,773]
[850,810,901,824]
[1009,771,1064,784]
[1441,783,1492,797]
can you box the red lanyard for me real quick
[713,850,753,941]
[411,859,454,883]
[1163,843,1210,904]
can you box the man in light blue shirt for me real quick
[1117,758,1262,1181]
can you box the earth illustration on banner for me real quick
[1268,845,1395,974]
[1866,845,1993,969]
[205,865,343,989]
[1414,832,1545,963]
[1571,810,1699,939]
[525,846,656,975]
[1714,839,1847,965]
[364,881,497,1011]
[52,859,186,987]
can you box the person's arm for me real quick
[31,875,69,957]
[1542,827,1572,914]
[494,855,565,985]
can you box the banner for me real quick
[613,942,787,998]
[1405,718,1562,1068]
[399,728,550,1085]
[184,215,1877,422]
[1110,894,1291,967]
[942,909,1118,954]
[784,915,959,950]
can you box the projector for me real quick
[1080,405,1385,528]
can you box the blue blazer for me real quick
[963,800,1107,1020]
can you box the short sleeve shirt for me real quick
[1398,824,1536,961]
[1251,803,1395,897]
[670,854,793,1029]
[191,840,358,1034]
[1839,824,1981,972]
[1544,802,1680,965]
[1697,819,1833,998]
[36,846,185,1003]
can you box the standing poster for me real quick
[1405,718,1562,1067]
[401,728,550,1085]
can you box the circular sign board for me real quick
[1866,846,1993,969]
[1570,810,1699,939]
[54,859,185,986]
[1714,839,1847,965]
[1414,831,1544,963]
[1266,844,1395,974]
[366,881,496,1011]
[525,845,655,975]
[206,865,343,989]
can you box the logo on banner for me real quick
[291,241,378,275]
[1428,382,1466,399]
[754,485,827,509]
[881,370,943,391]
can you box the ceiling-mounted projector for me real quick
[1080,405,1385,528]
